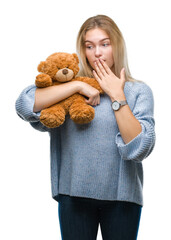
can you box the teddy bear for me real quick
[35,52,104,128]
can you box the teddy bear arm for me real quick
[35,73,53,88]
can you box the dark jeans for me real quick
[58,194,142,240]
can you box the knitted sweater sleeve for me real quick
[115,83,155,162]
[15,84,49,132]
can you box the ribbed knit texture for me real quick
[15,81,155,206]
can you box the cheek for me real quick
[107,49,114,66]
[85,50,91,60]
[85,51,94,67]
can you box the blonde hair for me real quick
[76,15,136,82]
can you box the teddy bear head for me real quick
[37,52,80,82]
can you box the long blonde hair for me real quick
[76,15,136,82]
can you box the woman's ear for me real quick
[72,53,79,64]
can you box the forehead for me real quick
[85,28,110,42]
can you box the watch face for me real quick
[112,101,120,110]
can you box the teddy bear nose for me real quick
[62,69,68,75]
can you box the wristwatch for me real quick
[111,100,128,111]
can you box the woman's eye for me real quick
[102,43,109,47]
[86,45,93,49]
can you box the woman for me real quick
[16,15,155,240]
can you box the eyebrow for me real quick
[84,38,110,43]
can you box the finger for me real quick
[94,95,100,105]
[86,95,99,106]
[97,95,100,105]
[85,98,91,105]
[94,61,104,79]
[93,70,101,83]
[92,96,99,106]
[85,100,96,106]
[99,59,113,75]
[96,59,107,76]
[85,97,96,106]
[120,68,126,82]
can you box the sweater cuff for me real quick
[115,122,155,162]
[15,85,40,122]
[116,131,142,160]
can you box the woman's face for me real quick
[84,28,114,71]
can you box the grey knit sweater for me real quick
[15,81,155,206]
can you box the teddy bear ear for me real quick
[72,53,79,64]
[37,61,47,73]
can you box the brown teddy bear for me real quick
[35,52,104,128]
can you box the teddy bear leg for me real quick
[40,104,65,128]
[69,99,95,124]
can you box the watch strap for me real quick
[119,100,128,106]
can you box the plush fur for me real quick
[35,52,103,128]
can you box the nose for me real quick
[62,69,68,75]
[94,46,102,58]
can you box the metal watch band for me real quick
[119,100,128,106]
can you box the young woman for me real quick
[16,15,155,240]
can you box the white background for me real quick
[1,0,170,239]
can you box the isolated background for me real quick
[1,0,170,239]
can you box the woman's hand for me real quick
[93,59,126,102]
[78,81,100,106]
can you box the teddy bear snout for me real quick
[55,68,74,82]
[62,69,68,75]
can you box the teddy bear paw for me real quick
[69,104,95,124]
[40,108,65,128]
